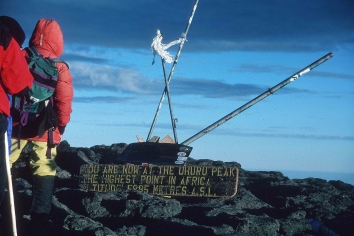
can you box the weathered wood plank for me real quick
[79,164,238,197]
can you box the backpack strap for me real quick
[46,130,55,159]
[26,46,69,69]
[16,96,32,149]
[45,97,56,159]
[26,46,41,57]
[51,58,69,69]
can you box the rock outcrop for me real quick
[1,141,353,236]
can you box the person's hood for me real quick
[29,19,64,57]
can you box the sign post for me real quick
[79,164,238,197]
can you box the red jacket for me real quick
[0,27,33,117]
[13,19,73,144]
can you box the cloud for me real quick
[172,77,312,98]
[169,123,354,142]
[3,0,353,52]
[233,64,288,74]
[213,129,354,141]
[308,71,354,81]
[234,64,354,81]
[71,62,162,94]
[74,96,134,103]
[63,54,109,64]
[84,120,354,141]
[71,62,311,99]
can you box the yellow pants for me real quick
[10,139,57,176]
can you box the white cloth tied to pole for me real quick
[151,29,182,64]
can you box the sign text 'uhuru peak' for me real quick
[79,164,238,197]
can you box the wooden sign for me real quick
[79,164,238,197]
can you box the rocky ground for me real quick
[1,141,354,236]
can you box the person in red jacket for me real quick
[0,16,33,207]
[9,19,73,234]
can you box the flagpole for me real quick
[147,0,199,142]
[181,53,334,146]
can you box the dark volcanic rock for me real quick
[1,141,353,236]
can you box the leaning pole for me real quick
[181,52,334,146]
[147,0,199,142]
[5,131,18,236]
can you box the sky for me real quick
[2,0,354,184]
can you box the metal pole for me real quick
[5,131,18,236]
[162,58,178,143]
[147,0,199,141]
[181,52,334,146]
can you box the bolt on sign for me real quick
[79,164,239,197]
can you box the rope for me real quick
[151,29,182,64]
